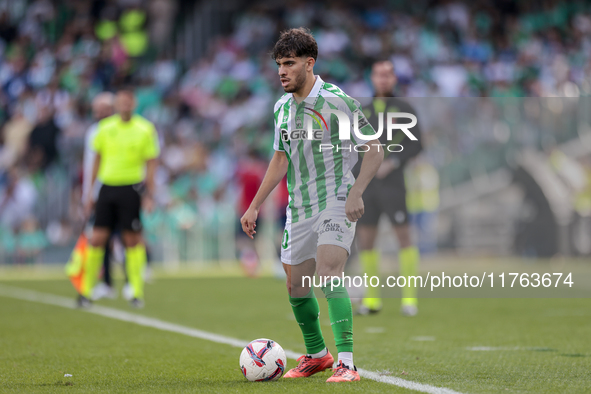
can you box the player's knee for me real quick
[396,226,413,248]
[358,237,375,251]
[357,225,377,250]
[122,232,142,248]
[89,229,109,247]
[316,265,339,280]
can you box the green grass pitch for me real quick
[0,273,590,393]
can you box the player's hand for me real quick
[375,159,397,179]
[143,195,155,214]
[83,198,94,219]
[345,189,364,222]
[240,207,258,239]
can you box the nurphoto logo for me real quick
[281,107,418,153]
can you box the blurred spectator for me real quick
[27,105,60,170]
[0,104,33,169]
[0,167,37,232]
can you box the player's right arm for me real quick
[240,151,288,239]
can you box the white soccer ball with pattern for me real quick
[239,338,286,381]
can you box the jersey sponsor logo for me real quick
[281,128,323,141]
[319,219,345,235]
[281,106,329,142]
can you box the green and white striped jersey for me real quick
[273,76,376,223]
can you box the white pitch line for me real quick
[412,336,436,341]
[0,284,464,394]
[466,346,520,351]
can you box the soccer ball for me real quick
[239,338,286,381]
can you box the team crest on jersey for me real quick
[296,116,303,128]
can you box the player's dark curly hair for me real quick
[271,27,318,61]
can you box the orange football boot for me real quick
[283,351,334,378]
[326,361,360,382]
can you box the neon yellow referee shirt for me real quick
[92,114,160,186]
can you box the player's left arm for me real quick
[145,159,158,197]
[84,153,101,218]
[346,138,383,222]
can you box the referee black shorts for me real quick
[358,180,409,227]
[94,184,143,232]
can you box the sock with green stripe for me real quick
[321,280,353,354]
[359,249,381,310]
[126,244,147,300]
[83,246,104,298]
[399,246,420,306]
[289,289,326,355]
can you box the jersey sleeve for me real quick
[91,123,104,153]
[143,122,160,160]
[273,106,286,152]
[349,101,377,146]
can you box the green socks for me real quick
[360,249,381,310]
[400,246,420,307]
[289,290,326,355]
[290,281,354,355]
[83,246,105,298]
[126,244,147,300]
[321,281,353,353]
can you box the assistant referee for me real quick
[82,90,159,308]
[352,60,423,316]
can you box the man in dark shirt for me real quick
[352,60,422,316]
[28,106,60,170]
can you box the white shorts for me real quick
[280,202,356,265]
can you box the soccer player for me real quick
[352,60,423,316]
[82,90,159,308]
[82,92,116,300]
[240,28,383,382]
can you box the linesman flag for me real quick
[64,233,89,295]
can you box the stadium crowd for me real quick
[1,0,590,262]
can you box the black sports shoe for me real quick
[76,295,92,308]
[130,298,144,309]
